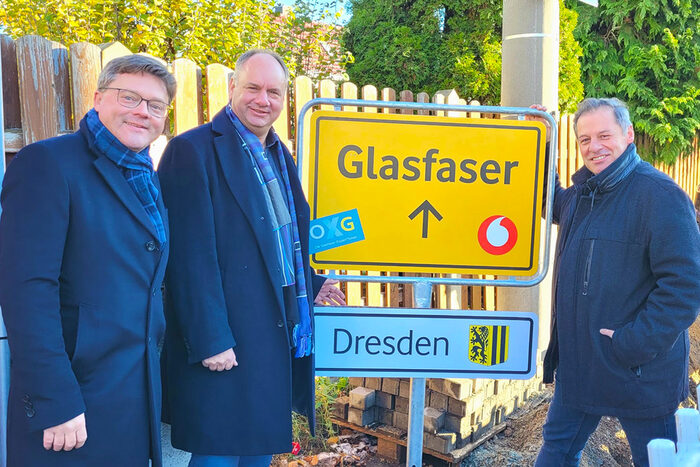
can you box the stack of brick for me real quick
[335,370,544,454]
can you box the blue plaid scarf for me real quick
[85,109,166,246]
[226,106,312,357]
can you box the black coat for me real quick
[159,109,323,455]
[0,122,168,466]
[544,145,700,418]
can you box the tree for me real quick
[343,0,584,111]
[567,0,699,163]
[0,0,350,80]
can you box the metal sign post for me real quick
[406,281,432,467]
[299,98,558,466]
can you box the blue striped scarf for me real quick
[226,106,312,357]
[85,109,166,246]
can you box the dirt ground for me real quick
[462,320,700,466]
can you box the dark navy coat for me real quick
[0,122,168,466]
[158,109,324,456]
[543,144,700,418]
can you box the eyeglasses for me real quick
[100,87,170,118]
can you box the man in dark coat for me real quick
[531,98,700,467]
[159,49,344,467]
[0,55,175,466]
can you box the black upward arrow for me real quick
[408,200,443,238]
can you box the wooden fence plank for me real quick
[318,79,336,110]
[361,85,377,112]
[341,82,358,112]
[173,58,203,135]
[16,35,58,144]
[467,99,480,119]
[381,87,396,113]
[52,42,71,132]
[432,91,446,117]
[205,63,232,121]
[1,35,21,129]
[273,76,292,141]
[294,75,313,189]
[100,41,131,67]
[69,42,101,129]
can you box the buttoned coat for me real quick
[0,122,168,466]
[159,109,323,456]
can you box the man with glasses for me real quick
[0,54,175,466]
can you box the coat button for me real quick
[25,407,35,418]
[277,320,284,328]
[152,289,158,296]
[260,216,265,221]
[21,394,30,403]
[145,241,156,252]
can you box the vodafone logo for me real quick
[478,215,518,255]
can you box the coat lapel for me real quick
[93,156,160,240]
[211,110,284,311]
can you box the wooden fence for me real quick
[2,34,699,311]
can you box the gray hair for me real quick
[233,49,289,85]
[573,98,632,136]
[98,55,177,103]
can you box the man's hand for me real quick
[600,328,615,338]
[526,104,552,142]
[202,348,237,371]
[43,412,87,451]
[314,279,346,306]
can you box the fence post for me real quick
[648,392,700,466]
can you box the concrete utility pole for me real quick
[499,0,559,364]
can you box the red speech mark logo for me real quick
[478,215,518,255]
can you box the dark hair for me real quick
[573,98,632,137]
[98,55,177,103]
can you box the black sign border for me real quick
[314,309,536,376]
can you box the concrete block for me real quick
[443,379,473,400]
[423,431,457,454]
[349,387,375,410]
[333,395,349,420]
[424,407,445,433]
[381,378,400,395]
[444,413,471,440]
[348,406,376,426]
[377,407,394,425]
[375,391,395,409]
[429,391,448,411]
[447,397,466,417]
[395,396,409,414]
[348,377,365,387]
[427,379,444,394]
[365,377,382,390]
[466,390,486,414]
[399,379,411,398]
[394,411,409,430]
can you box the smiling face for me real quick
[576,107,635,175]
[228,53,287,143]
[93,72,169,152]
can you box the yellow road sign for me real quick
[307,110,547,275]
